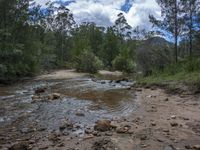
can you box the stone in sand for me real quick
[94,120,112,132]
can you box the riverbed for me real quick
[0,70,200,150]
[0,70,136,146]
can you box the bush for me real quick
[136,37,173,76]
[0,64,7,78]
[112,55,135,73]
[184,58,200,72]
[75,50,103,74]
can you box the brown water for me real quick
[0,76,137,135]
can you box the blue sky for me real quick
[34,0,161,30]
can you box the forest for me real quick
[0,0,199,83]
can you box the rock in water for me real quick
[94,120,112,132]
[50,93,61,100]
[53,93,61,99]
[35,87,46,94]
[76,111,85,117]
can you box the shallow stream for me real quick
[0,75,137,135]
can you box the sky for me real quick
[34,0,161,30]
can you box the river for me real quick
[0,70,138,146]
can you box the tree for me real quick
[45,3,75,65]
[149,0,182,63]
[114,13,132,39]
[180,0,200,57]
[102,27,120,68]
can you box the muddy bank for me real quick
[0,70,200,150]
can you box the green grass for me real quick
[137,58,200,86]
[137,71,200,85]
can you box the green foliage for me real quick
[184,58,200,72]
[136,37,173,76]
[75,50,103,74]
[101,27,120,68]
[112,55,135,73]
[112,45,136,73]
[138,58,200,85]
[4,0,200,84]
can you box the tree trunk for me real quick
[2,3,7,52]
[189,1,193,58]
[174,0,178,63]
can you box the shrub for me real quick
[184,58,200,72]
[75,50,103,74]
[0,64,7,78]
[136,37,173,76]
[112,55,135,73]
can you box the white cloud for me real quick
[34,0,161,30]
[126,0,161,30]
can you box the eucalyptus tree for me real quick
[149,0,182,63]
[114,13,132,39]
[180,0,200,57]
[43,3,75,65]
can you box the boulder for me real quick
[116,125,131,134]
[59,120,73,131]
[48,93,61,100]
[35,87,46,94]
[52,93,61,99]
[193,145,200,150]
[94,120,112,132]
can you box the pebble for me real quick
[83,134,94,140]
[185,145,192,149]
[170,122,178,127]
[140,135,148,140]
[171,115,176,119]
[75,112,85,117]
[105,132,113,136]
[151,121,156,126]
[163,145,175,150]
[193,145,200,150]
[141,144,148,148]
[164,98,169,101]
[163,129,169,133]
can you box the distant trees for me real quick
[136,37,173,76]
[0,0,43,79]
[2,0,200,80]
[150,0,200,62]
[0,0,150,79]
[180,0,200,57]
[149,0,182,63]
